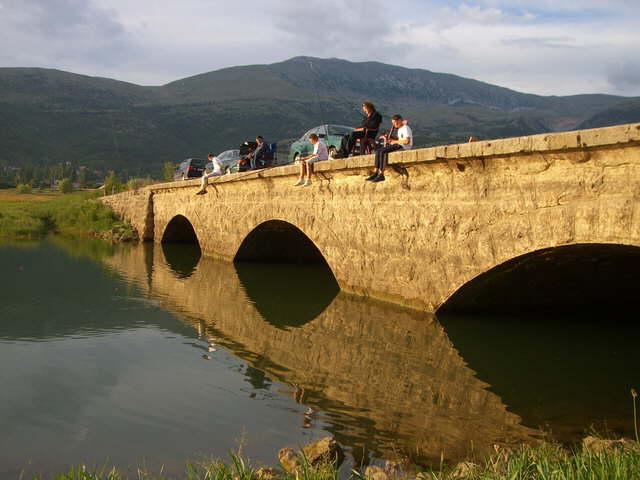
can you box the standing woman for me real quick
[337,101,382,158]
[366,114,412,183]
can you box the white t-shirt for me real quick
[313,140,329,160]
[398,125,413,149]
[210,157,223,175]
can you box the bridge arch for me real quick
[161,214,200,245]
[235,220,331,265]
[160,214,202,278]
[439,243,640,314]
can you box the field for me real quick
[0,188,123,239]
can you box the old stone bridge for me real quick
[101,123,640,312]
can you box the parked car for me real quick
[174,158,206,181]
[205,149,241,174]
[288,124,354,163]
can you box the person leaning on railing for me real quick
[365,114,413,183]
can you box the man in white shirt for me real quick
[293,133,329,187]
[366,114,413,183]
[195,153,224,195]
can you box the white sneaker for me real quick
[303,179,312,187]
[293,178,304,186]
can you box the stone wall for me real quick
[100,123,640,311]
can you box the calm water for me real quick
[1,237,638,478]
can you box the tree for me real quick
[104,171,121,195]
[163,162,175,182]
[77,167,87,187]
[59,178,73,194]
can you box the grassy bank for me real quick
[23,441,640,480]
[0,189,127,239]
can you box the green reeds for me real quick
[0,190,123,239]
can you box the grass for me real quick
[18,441,640,480]
[24,452,340,480]
[0,188,126,239]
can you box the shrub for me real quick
[16,184,32,194]
[59,178,73,194]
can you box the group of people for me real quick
[294,100,413,186]
[196,135,269,195]
[196,100,414,195]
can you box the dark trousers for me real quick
[375,144,403,170]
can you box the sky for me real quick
[0,0,639,97]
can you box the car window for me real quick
[189,158,206,167]
[217,150,238,162]
[300,128,316,141]
[328,125,354,136]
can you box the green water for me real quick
[0,237,638,478]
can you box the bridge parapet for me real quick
[101,123,640,311]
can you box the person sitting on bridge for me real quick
[366,114,412,183]
[293,133,328,187]
[246,135,268,170]
[335,101,382,158]
[195,153,224,195]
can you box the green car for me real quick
[288,124,354,163]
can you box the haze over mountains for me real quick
[1,56,638,177]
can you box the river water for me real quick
[1,237,638,478]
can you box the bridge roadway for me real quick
[101,123,640,312]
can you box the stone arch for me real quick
[232,204,344,279]
[160,214,202,278]
[161,214,200,245]
[439,243,640,314]
[234,220,329,264]
[233,219,340,327]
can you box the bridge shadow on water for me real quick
[234,262,339,329]
[438,243,640,442]
[98,241,540,467]
[66,233,640,466]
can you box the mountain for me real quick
[0,57,637,178]
[577,98,640,129]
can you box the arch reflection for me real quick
[102,245,537,466]
[234,262,339,329]
[161,243,201,279]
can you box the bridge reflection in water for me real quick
[99,242,539,466]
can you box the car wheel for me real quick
[328,146,337,159]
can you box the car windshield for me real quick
[328,125,354,136]
[218,150,239,161]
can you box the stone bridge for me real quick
[101,123,640,312]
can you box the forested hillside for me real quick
[1,56,637,184]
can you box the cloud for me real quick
[0,0,136,70]
[0,0,638,96]
[607,62,640,95]
[268,0,398,59]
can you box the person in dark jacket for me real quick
[248,136,268,170]
[336,101,382,158]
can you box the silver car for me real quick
[205,149,241,174]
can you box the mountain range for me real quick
[1,56,638,177]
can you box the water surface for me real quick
[1,237,637,478]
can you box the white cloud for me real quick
[0,0,638,96]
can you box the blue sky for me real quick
[0,0,638,96]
